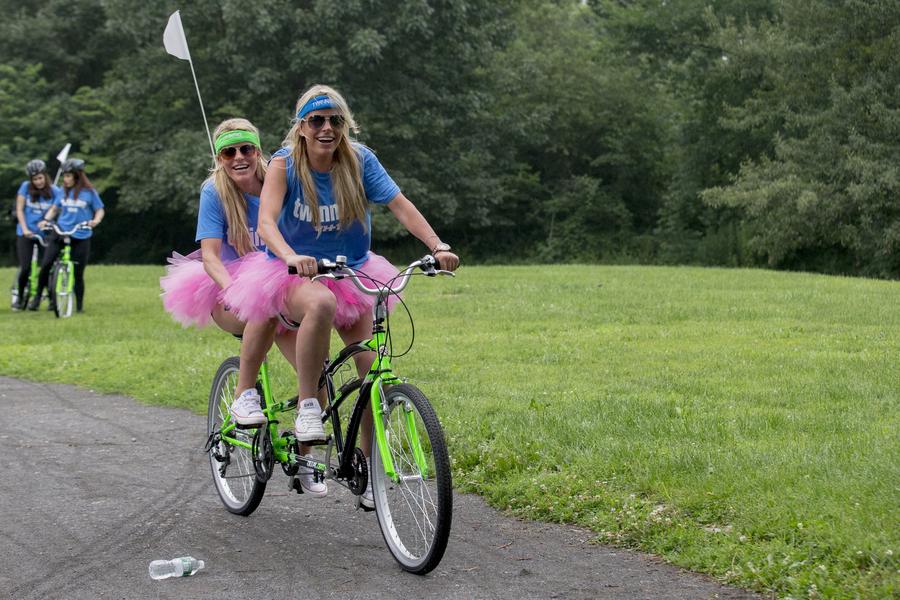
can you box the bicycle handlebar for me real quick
[288,254,454,296]
[41,221,93,237]
[24,232,49,247]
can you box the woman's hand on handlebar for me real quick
[285,253,319,278]
[434,250,460,272]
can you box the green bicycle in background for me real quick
[206,255,454,574]
[43,221,92,318]
[10,232,48,310]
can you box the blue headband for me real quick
[297,95,336,120]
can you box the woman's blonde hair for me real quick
[282,84,367,231]
[208,118,266,256]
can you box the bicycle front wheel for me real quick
[371,383,452,574]
[51,262,73,318]
[207,356,266,515]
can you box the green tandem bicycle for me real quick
[205,255,455,574]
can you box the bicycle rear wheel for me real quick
[371,383,452,574]
[51,262,73,318]
[207,356,266,515]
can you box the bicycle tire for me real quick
[10,275,19,309]
[371,383,452,574]
[207,356,267,515]
[51,262,73,318]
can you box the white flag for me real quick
[163,11,191,61]
[56,143,71,164]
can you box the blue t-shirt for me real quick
[195,180,266,261]
[272,144,400,267]
[55,187,104,239]
[16,181,60,237]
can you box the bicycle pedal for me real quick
[301,436,329,446]
[233,421,268,430]
[288,476,304,495]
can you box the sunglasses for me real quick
[219,144,258,159]
[304,114,345,130]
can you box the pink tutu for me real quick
[222,251,401,330]
[160,249,250,328]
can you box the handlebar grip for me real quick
[287,259,335,276]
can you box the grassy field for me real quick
[0,263,897,597]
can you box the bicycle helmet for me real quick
[62,158,85,173]
[25,159,47,177]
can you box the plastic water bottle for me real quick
[148,556,205,579]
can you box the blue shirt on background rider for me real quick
[16,181,61,237]
[54,188,104,239]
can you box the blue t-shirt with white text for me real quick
[195,180,265,261]
[272,144,400,267]
[16,181,61,237]
[54,187,103,239]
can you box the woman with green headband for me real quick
[159,117,318,490]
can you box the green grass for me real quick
[0,263,897,597]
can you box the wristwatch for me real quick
[431,242,451,254]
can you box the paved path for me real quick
[0,376,759,599]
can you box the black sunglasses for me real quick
[219,144,258,159]
[304,114,345,130]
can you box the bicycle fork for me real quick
[365,341,429,483]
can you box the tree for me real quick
[702,0,900,276]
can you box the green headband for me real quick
[214,130,261,154]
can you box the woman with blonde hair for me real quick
[160,119,310,484]
[224,84,459,506]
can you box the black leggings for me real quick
[35,236,91,309]
[15,236,44,300]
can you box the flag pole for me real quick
[163,10,215,161]
[187,57,215,159]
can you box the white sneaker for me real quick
[295,398,326,441]
[230,389,265,426]
[298,454,327,497]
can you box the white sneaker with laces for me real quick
[230,389,265,426]
[298,454,327,497]
[295,398,326,441]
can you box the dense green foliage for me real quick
[1,264,896,596]
[1,0,899,276]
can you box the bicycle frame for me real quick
[55,243,75,295]
[215,264,441,486]
[28,242,41,293]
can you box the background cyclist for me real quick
[32,158,104,313]
[13,159,60,311]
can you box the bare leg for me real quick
[211,303,244,335]
[273,328,298,370]
[285,282,335,452]
[285,282,335,399]
[236,318,277,395]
